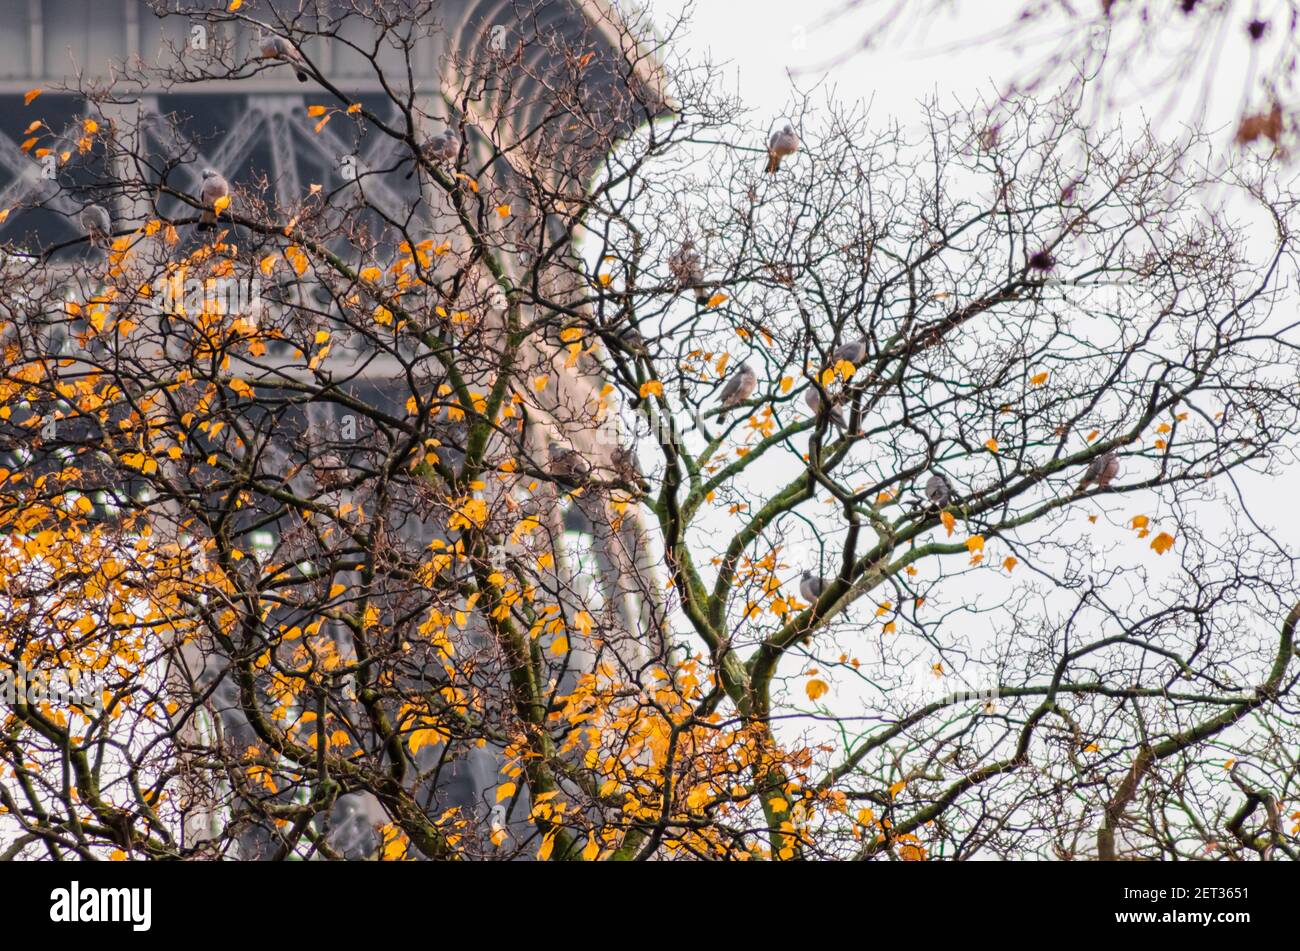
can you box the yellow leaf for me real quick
[1151,532,1175,555]
[805,678,829,701]
[496,204,511,217]
[346,103,362,114]
[639,380,664,398]
[940,510,956,536]
[212,195,231,216]
[965,535,984,555]
[550,635,569,655]
[984,438,999,453]
[74,496,93,514]
[307,105,328,118]
[582,835,600,860]
[1083,742,1099,753]
[1002,556,1017,572]
[496,782,516,802]
[537,832,556,861]
[24,88,42,106]
[779,376,794,393]
[705,292,728,308]
[1030,371,1049,386]
[314,116,331,133]
[228,0,243,9]
[888,780,906,800]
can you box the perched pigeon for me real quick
[197,168,230,231]
[831,337,867,367]
[765,124,800,174]
[925,473,953,507]
[716,363,757,421]
[1077,450,1120,492]
[312,451,349,490]
[425,129,459,163]
[804,386,847,433]
[614,324,648,356]
[80,203,111,244]
[258,29,308,82]
[406,130,459,179]
[611,444,651,493]
[667,241,710,305]
[799,570,825,604]
[548,441,591,485]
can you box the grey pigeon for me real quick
[925,473,953,507]
[716,363,757,421]
[80,203,111,244]
[197,168,230,231]
[407,129,459,179]
[548,441,591,486]
[312,451,349,490]
[799,570,825,604]
[258,29,308,82]
[831,337,867,367]
[803,386,847,433]
[425,129,459,163]
[765,124,800,174]
[611,444,651,493]
[1077,450,1120,492]
[614,324,648,356]
[668,241,710,304]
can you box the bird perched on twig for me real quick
[548,441,591,487]
[611,444,651,493]
[765,124,800,174]
[804,386,847,434]
[716,363,757,421]
[831,337,867,368]
[667,240,711,305]
[925,473,954,508]
[1077,450,1120,492]
[257,29,309,82]
[406,129,459,179]
[197,169,229,231]
[80,203,111,246]
[799,570,825,604]
[613,324,649,357]
[311,451,350,491]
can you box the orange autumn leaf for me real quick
[805,678,829,701]
[639,380,664,398]
[984,438,999,453]
[24,88,42,106]
[1151,532,1175,555]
